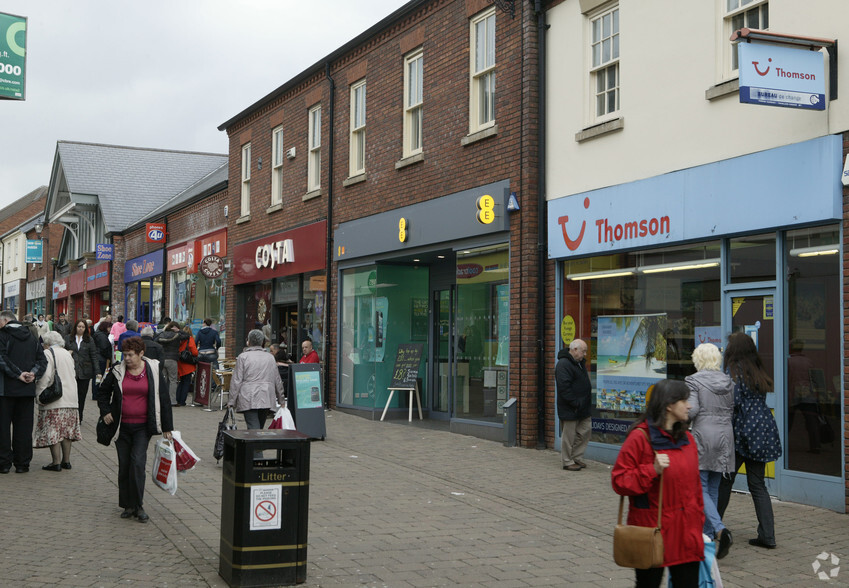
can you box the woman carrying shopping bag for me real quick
[98,336,173,523]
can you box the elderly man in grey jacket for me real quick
[228,329,285,430]
[685,342,735,560]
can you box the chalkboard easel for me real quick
[380,343,424,422]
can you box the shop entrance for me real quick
[726,288,780,495]
[276,303,298,357]
[430,287,453,418]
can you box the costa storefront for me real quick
[167,228,227,338]
[124,249,164,326]
[232,221,326,360]
[548,136,844,511]
[86,262,110,322]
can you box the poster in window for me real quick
[410,298,428,341]
[596,314,667,414]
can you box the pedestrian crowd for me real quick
[558,333,781,587]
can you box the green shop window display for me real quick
[340,265,429,411]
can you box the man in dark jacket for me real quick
[53,313,72,339]
[195,318,222,368]
[116,320,141,352]
[0,310,48,473]
[556,338,591,471]
[140,327,165,363]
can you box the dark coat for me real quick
[93,330,113,362]
[141,335,165,364]
[66,335,101,380]
[53,319,72,339]
[732,377,782,463]
[155,330,188,362]
[556,348,592,421]
[97,357,173,439]
[195,326,221,352]
[0,322,48,397]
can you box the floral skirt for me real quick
[34,408,82,447]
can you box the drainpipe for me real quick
[535,0,548,449]
[324,62,335,409]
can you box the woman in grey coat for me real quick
[685,342,735,560]
[228,329,285,430]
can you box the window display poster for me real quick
[374,297,388,363]
[596,314,667,414]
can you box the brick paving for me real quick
[1,405,846,587]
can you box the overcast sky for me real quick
[0,0,403,210]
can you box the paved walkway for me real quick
[1,405,846,587]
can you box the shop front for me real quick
[69,269,85,323]
[232,221,326,360]
[86,262,110,322]
[548,136,844,511]
[3,280,20,316]
[124,250,164,327]
[26,278,46,317]
[53,277,69,317]
[334,181,511,440]
[167,228,227,339]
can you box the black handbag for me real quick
[213,407,237,463]
[179,348,198,365]
[38,348,63,405]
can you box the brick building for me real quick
[0,186,49,318]
[220,0,544,444]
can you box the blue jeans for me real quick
[700,470,725,537]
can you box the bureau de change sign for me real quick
[739,42,825,110]
[0,12,26,101]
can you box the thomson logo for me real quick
[751,56,817,81]
[557,197,671,251]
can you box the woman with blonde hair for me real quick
[35,331,81,471]
[685,342,735,559]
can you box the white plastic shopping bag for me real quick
[171,430,201,472]
[269,405,296,430]
[152,439,178,495]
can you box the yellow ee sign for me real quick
[476,194,495,224]
[398,217,408,242]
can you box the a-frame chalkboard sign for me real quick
[380,343,424,422]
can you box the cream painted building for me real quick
[546,0,849,512]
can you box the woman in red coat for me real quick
[612,379,704,587]
[175,325,198,406]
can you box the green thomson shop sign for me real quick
[0,12,26,101]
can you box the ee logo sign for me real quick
[398,217,408,243]
[476,195,495,225]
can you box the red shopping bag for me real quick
[171,430,200,472]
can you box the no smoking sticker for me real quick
[250,485,282,530]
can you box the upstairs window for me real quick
[350,80,366,176]
[725,0,768,74]
[470,8,496,133]
[240,142,251,217]
[590,5,619,121]
[271,126,284,206]
[403,49,423,157]
[308,105,321,192]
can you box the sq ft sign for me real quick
[739,42,825,110]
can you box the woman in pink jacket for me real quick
[612,379,705,587]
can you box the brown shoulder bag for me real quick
[613,428,664,569]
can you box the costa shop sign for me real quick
[146,223,166,243]
[232,221,326,285]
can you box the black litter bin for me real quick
[220,429,311,587]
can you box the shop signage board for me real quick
[233,221,326,285]
[25,239,41,263]
[738,42,825,110]
[4,280,20,297]
[0,12,26,101]
[53,277,69,299]
[95,243,113,260]
[146,223,166,243]
[287,364,326,440]
[69,270,86,295]
[26,277,45,300]
[548,135,842,258]
[194,361,211,406]
[125,249,164,282]
[86,263,110,290]
[199,255,224,279]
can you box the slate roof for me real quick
[0,186,47,224]
[129,161,228,228]
[55,142,227,234]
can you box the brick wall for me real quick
[223,0,542,445]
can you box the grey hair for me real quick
[140,326,154,337]
[569,339,587,351]
[692,343,722,372]
[126,319,139,332]
[42,331,65,347]
[0,310,16,322]
[247,329,266,347]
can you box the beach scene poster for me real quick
[597,314,667,413]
